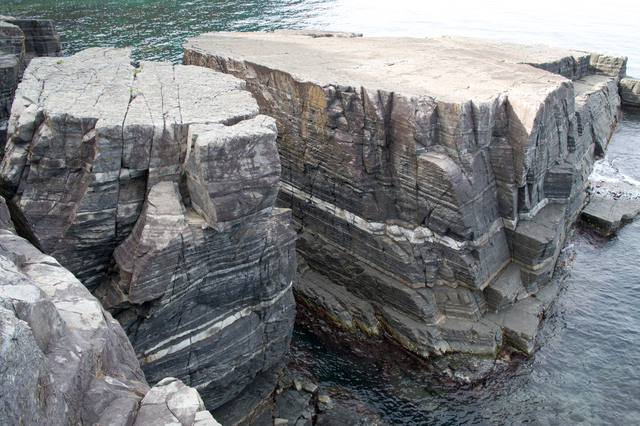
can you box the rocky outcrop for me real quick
[0,228,148,425]
[134,378,221,426]
[1,47,296,410]
[1,16,62,64]
[581,176,640,236]
[184,32,624,356]
[0,221,220,425]
[0,16,62,153]
[620,78,640,107]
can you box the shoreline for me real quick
[2,19,640,425]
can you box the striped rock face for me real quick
[184,31,624,356]
[0,47,296,409]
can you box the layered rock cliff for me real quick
[0,201,219,425]
[1,47,296,410]
[184,31,624,355]
[0,16,62,153]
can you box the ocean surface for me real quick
[2,1,639,424]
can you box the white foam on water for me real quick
[589,159,640,201]
[590,158,640,187]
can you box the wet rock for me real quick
[301,382,318,393]
[433,353,496,383]
[184,32,622,357]
[316,394,335,413]
[294,260,380,335]
[1,47,297,411]
[273,388,312,422]
[581,195,640,235]
[210,362,283,426]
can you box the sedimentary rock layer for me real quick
[184,32,624,355]
[0,215,220,425]
[1,47,296,410]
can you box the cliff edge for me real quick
[184,31,624,356]
[0,47,297,411]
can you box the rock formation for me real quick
[1,47,296,410]
[0,206,219,425]
[620,78,640,107]
[184,31,625,355]
[0,16,62,152]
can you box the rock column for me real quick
[1,47,296,410]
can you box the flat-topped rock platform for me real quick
[184,31,626,357]
[184,31,618,103]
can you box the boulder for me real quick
[0,16,62,153]
[184,32,623,355]
[581,179,640,235]
[1,47,297,410]
[0,228,222,425]
[619,78,640,107]
[134,378,221,426]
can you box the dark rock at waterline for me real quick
[184,31,624,357]
[580,188,640,236]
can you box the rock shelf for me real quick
[184,31,625,356]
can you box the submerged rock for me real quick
[581,180,640,235]
[0,47,296,410]
[184,31,624,356]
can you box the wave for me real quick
[589,159,640,200]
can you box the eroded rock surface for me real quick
[1,47,296,410]
[0,224,222,425]
[620,78,640,107]
[0,16,61,152]
[184,32,624,355]
[0,229,148,425]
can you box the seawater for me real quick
[3,1,640,424]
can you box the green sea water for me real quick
[1,0,339,63]
[2,0,639,76]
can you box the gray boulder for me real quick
[0,230,148,425]
[134,378,221,426]
[619,77,640,107]
[0,228,223,425]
